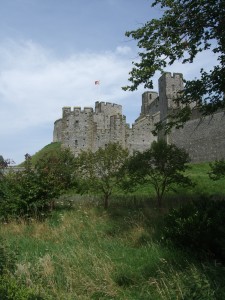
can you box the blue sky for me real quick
[0,0,218,164]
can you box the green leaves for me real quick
[163,197,225,261]
[209,159,225,180]
[123,0,225,127]
[126,140,192,207]
[0,148,76,220]
[75,143,129,209]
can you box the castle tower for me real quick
[141,91,158,116]
[158,72,184,120]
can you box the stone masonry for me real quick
[53,72,225,162]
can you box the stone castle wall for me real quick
[170,110,225,162]
[53,72,225,162]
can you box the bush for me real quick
[0,148,75,221]
[163,197,225,262]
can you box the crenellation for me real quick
[62,107,72,117]
[53,72,225,162]
[83,107,93,113]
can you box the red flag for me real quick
[95,80,100,85]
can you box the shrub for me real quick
[0,148,75,221]
[163,197,225,262]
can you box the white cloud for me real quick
[0,40,135,134]
[116,46,132,55]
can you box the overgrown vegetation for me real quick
[163,197,225,262]
[0,198,224,299]
[0,146,75,221]
[0,142,225,298]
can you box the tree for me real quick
[0,148,75,220]
[123,0,225,132]
[209,159,225,180]
[126,140,192,207]
[0,156,13,179]
[75,143,129,209]
[34,147,75,206]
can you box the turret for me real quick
[141,91,158,116]
[158,72,184,120]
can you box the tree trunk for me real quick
[157,196,162,208]
[104,195,109,210]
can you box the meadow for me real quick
[0,161,225,299]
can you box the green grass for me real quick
[185,162,225,196]
[0,199,225,299]
[9,153,225,298]
[131,162,225,202]
[18,142,61,166]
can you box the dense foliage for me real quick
[126,140,192,207]
[163,197,225,262]
[75,143,129,209]
[124,0,225,131]
[0,148,75,220]
[209,159,225,180]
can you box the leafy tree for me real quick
[126,140,192,207]
[34,147,75,208]
[0,156,14,207]
[123,0,225,132]
[75,143,129,209]
[209,159,225,180]
[0,156,12,179]
[0,148,75,220]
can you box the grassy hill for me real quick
[20,142,225,198]
[19,142,61,166]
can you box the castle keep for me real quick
[53,72,225,162]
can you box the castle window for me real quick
[75,120,79,124]
[75,140,78,146]
[149,94,152,100]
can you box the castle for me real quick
[53,72,225,163]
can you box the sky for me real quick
[0,0,218,164]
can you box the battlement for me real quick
[74,107,81,113]
[62,106,94,117]
[95,101,122,114]
[160,72,183,80]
